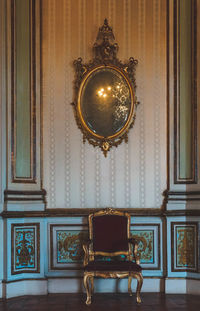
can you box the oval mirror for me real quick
[72,19,138,156]
[78,66,134,139]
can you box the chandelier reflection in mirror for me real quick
[72,19,138,156]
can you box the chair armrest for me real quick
[83,239,92,266]
[128,238,140,264]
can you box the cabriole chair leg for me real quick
[83,273,94,305]
[128,276,133,296]
[135,273,143,304]
[83,273,92,305]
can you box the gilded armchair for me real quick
[83,208,143,305]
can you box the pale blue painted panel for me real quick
[7,218,45,281]
[15,0,31,178]
[179,0,192,179]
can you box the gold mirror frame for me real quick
[72,19,138,156]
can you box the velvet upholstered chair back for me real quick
[84,209,143,305]
[89,209,131,255]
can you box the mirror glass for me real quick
[79,67,132,138]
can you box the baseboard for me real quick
[186,279,200,294]
[2,277,200,299]
[4,279,48,299]
[0,281,3,299]
[165,278,200,294]
[3,277,163,298]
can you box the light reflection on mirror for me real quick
[79,67,132,138]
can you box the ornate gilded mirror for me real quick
[72,19,138,156]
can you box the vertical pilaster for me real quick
[5,0,46,209]
[166,0,199,209]
[165,0,200,290]
[0,0,6,214]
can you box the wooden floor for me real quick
[0,293,199,311]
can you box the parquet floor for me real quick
[0,293,199,311]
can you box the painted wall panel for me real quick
[6,218,46,281]
[0,0,6,212]
[46,217,163,278]
[0,218,4,285]
[50,224,88,270]
[167,217,200,278]
[0,0,200,299]
[2,215,200,295]
[11,223,40,274]
[15,0,31,178]
[171,222,198,272]
[132,217,163,276]
[179,0,192,179]
[5,0,43,196]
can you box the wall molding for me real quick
[164,190,200,202]
[4,189,46,203]
[1,207,200,218]
[1,208,162,218]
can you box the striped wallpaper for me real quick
[42,0,167,209]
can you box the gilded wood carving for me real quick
[72,19,138,156]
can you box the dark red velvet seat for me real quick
[83,208,143,305]
[84,260,142,272]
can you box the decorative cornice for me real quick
[1,208,159,218]
[1,207,200,219]
[163,190,200,202]
[4,189,46,202]
[164,210,200,217]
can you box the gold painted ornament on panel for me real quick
[72,19,139,156]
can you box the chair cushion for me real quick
[93,215,128,252]
[84,261,142,272]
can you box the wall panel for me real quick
[42,0,167,209]
[5,0,44,208]
[1,0,200,299]
[0,0,4,208]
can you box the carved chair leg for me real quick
[83,273,93,305]
[134,273,143,304]
[90,276,94,294]
[128,276,133,296]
